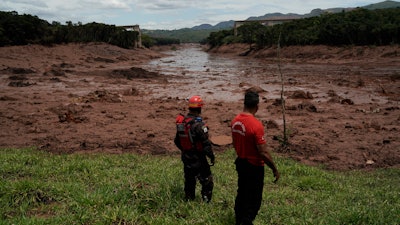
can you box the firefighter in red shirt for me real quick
[231,90,280,225]
[174,95,215,202]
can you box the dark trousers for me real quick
[183,156,213,202]
[235,158,265,225]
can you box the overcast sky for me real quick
[0,0,386,30]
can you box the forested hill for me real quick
[0,12,140,48]
[207,7,400,48]
[144,0,400,43]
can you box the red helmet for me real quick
[188,95,204,108]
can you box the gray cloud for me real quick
[2,0,47,7]
[0,0,382,29]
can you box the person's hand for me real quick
[273,170,280,183]
[210,156,215,166]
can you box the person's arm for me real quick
[195,122,215,165]
[203,139,215,165]
[257,144,280,183]
[174,132,183,151]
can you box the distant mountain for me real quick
[191,0,400,30]
[247,12,302,21]
[191,24,214,30]
[191,20,235,30]
[214,20,235,29]
[363,0,400,9]
[143,1,400,43]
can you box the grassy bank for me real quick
[0,148,399,224]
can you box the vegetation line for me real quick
[1,148,399,224]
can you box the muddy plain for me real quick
[0,42,399,171]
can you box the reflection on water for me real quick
[145,44,276,102]
[149,44,242,75]
[143,44,390,104]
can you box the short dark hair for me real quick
[244,90,259,108]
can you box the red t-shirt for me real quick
[231,113,266,166]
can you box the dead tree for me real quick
[277,33,289,148]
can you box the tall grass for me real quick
[0,148,399,225]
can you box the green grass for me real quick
[0,148,399,225]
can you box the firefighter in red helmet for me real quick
[174,95,215,202]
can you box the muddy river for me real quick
[145,44,282,101]
[144,44,391,105]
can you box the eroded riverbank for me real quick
[0,43,399,170]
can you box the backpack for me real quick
[176,114,203,151]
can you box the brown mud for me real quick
[0,42,399,171]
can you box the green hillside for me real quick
[207,7,400,47]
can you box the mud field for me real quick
[0,42,399,171]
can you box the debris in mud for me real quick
[272,98,283,106]
[327,90,338,97]
[48,103,89,123]
[111,67,161,79]
[328,95,341,103]
[356,79,365,87]
[58,111,88,123]
[123,87,140,96]
[290,90,313,99]
[333,78,354,87]
[341,98,354,105]
[59,62,75,68]
[217,113,236,127]
[43,68,65,76]
[366,159,375,165]
[49,77,62,82]
[7,75,35,87]
[8,75,28,80]
[79,90,124,103]
[389,73,400,81]
[2,67,35,74]
[43,63,75,76]
[384,106,400,111]
[239,84,266,93]
[80,140,103,150]
[264,119,279,129]
[381,50,399,57]
[286,102,317,112]
[8,81,36,87]
[271,98,317,114]
[364,121,381,131]
[0,95,18,101]
[327,90,354,105]
[35,135,62,150]
[92,57,116,63]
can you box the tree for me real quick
[237,22,265,49]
